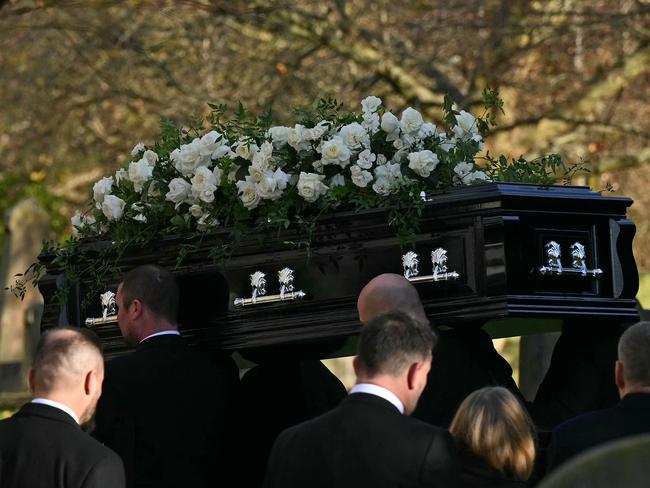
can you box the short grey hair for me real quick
[357,311,436,376]
[618,321,650,387]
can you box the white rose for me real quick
[329,174,345,188]
[70,211,96,237]
[468,170,489,183]
[267,126,290,148]
[297,172,329,203]
[115,169,128,184]
[165,178,191,206]
[408,150,439,178]
[133,214,147,223]
[251,141,274,170]
[93,176,114,208]
[131,142,145,157]
[188,204,203,218]
[305,120,331,141]
[171,139,203,175]
[400,107,424,135]
[236,176,261,210]
[372,176,392,196]
[143,150,159,167]
[190,166,217,203]
[256,170,281,200]
[101,194,125,221]
[453,110,479,141]
[453,161,476,184]
[362,112,380,134]
[356,149,376,169]
[350,165,373,188]
[199,131,223,160]
[418,122,438,139]
[320,137,351,167]
[361,96,382,113]
[376,154,388,165]
[381,112,399,134]
[128,158,153,193]
[235,139,259,161]
[211,144,232,160]
[375,162,402,180]
[287,124,311,152]
[338,123,370,151]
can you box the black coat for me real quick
[92,334,238,488]
[264,392,462,488]
[235,360,347,488]
[456,447,528,488]
[547,392,650,471]
[0,402,125,488]
[412,328,523,428]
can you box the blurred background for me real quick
[1,0,649,411]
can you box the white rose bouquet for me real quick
[69,90,574,251]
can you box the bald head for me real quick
[357,273,428,324]
[31,327,103,395]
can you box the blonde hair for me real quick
[450,387,536,481]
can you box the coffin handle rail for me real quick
[234,267,307,307]
[537,241,603,278]
[85,290,118,327]
[402,248,460,284]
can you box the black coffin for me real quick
[37,183,640,356]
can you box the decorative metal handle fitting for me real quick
[234,268,307,307]
[85,290,118,327]
[538,241,603,278]
[402,248,460,283]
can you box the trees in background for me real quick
[0,0,648,263]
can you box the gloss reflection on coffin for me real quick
[37,183,640,356]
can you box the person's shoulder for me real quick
[553,404,616,436]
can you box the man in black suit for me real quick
[547,321,650,471]
[92,265,232,488]
[0,327,125,488]
[264,311,460,488]
[357,273,522,428]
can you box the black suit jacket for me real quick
[264,392,461,488]
[547,392,650,471]
[92,334,237,488]
[413,328,523,428]
[0,402,125,488]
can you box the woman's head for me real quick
[450,386,536,481]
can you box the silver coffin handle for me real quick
[402,248,460,283]
[234,268,307,307]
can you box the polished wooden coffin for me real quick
[38,183,640,356]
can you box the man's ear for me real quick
[406,362,422,390]
[84,370,98,396]
[615,360,626,397]
[28,368,36,393]
[352,356,361,377]
[129,298,144,320]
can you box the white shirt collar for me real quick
[349,383,405,414]
[31,398,80,424]
[140,330,181,344]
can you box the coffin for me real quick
[37,183,640,356]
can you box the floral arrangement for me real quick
[10,90,577,302]
[71,89,571,245]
